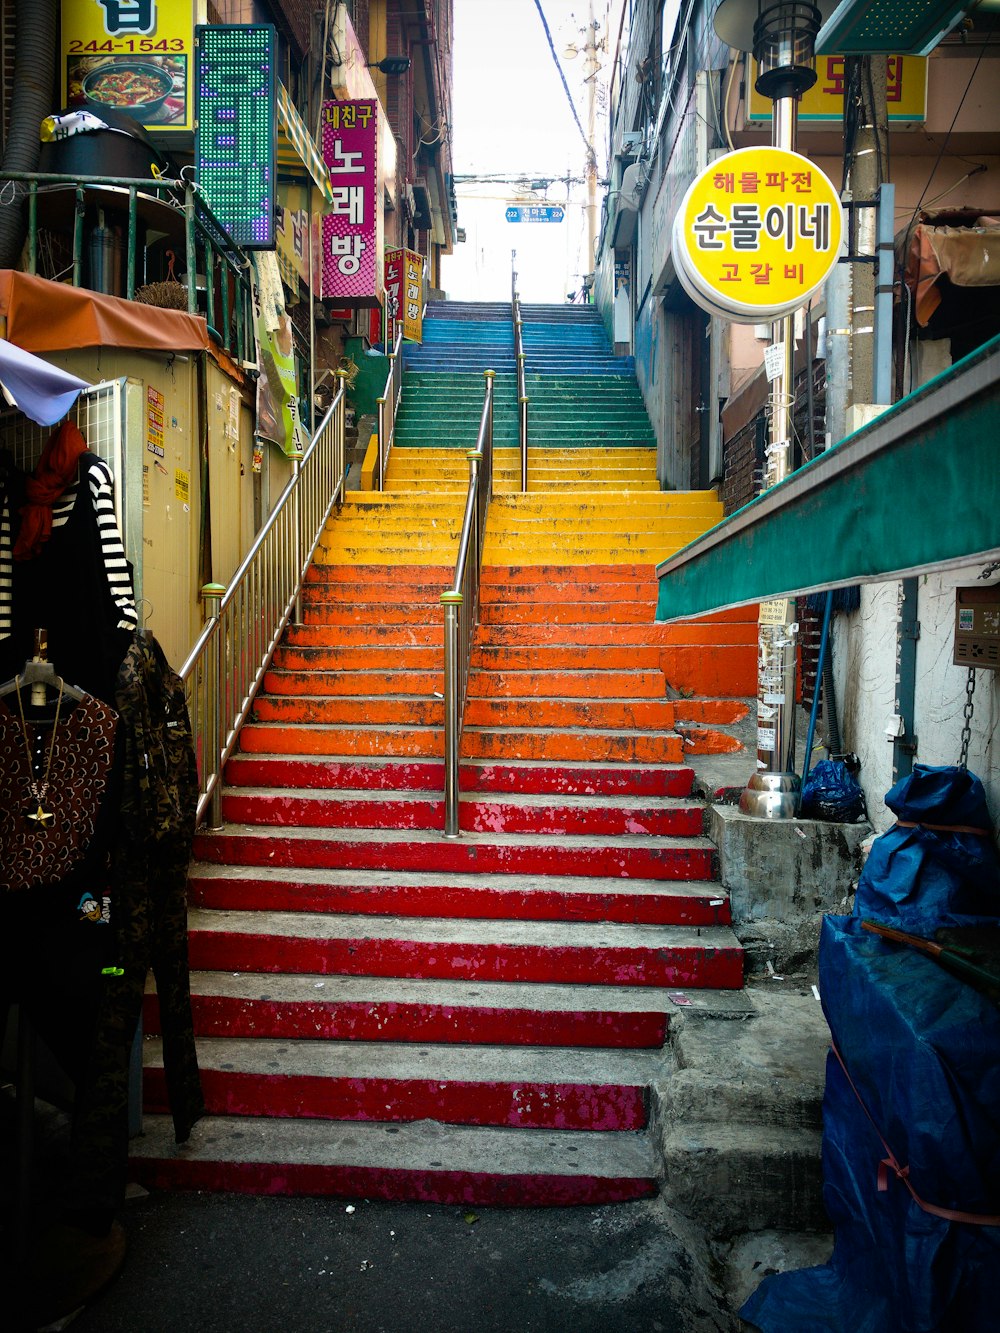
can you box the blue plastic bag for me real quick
[801,759,866,823]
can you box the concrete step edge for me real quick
[161,971,744,1017]
[145,1035,665,1083]
[185,909,737,950]
[129,1114,660,1185]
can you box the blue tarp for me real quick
[0,338,89,426]
[741,766,1000,1332]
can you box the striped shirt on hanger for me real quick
[0,455,137,642]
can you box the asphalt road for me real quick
[65,1191,735,1333]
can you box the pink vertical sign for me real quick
[321,99,378,299]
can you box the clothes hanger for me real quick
[0,628,87,703]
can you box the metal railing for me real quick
[375,326,405,490]
[180,376,347,827]
[512,258,528,491]
[4,170,254,364]
[441,370,495,837]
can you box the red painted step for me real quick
[219,789,705,837]
[187,866,731,926]
[129,1119,659,1207]
[144,974,673,1047]
[193,826,715,880]
[144,1039,651,1130]
[184,911,742,989]
[223,755,699,797]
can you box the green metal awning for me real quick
[277,83,335,205]
[656,333,1000,623]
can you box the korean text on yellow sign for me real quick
[385,248,424,344]
[677,147,843,317]
[749,55,926,124]
[62,0,196,133]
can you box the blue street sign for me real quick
[505,205,565,223]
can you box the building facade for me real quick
[594,0,1000,826]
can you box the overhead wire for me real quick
[902,27,993,235]
[896,25,994,361]
[532,0,596,167]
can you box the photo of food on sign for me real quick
[67,54,186,126]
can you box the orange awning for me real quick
[0,271,243,381]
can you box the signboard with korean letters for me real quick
[672,146,844,323]
[195,24,276,249]
[748,55,926,125]
[384,248,424,345]
[62,0,196,132]
[322,99,380,303]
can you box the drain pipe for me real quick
[0,0,58,267]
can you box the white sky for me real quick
[442,0,607,303]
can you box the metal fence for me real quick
[441,370,495,836]
[5,170,254,365]
[0,376,129,529]
[180,377,347,826]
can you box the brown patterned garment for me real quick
[54,632,203,1226]
[0,692,119,892]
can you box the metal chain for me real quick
[958,667,976,769]
[955,559,997,767]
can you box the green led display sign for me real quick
[195,24,276,249]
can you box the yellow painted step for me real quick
[315,499,462,565]
[490,493,723,518]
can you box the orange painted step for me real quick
[472,644,753,699]
[482,581,661,605]
[274,644,442,671]
[480,601,664,626]
[461,729,685,764]
[464,698,679,731]
[254,697,444,727]
[301,604,444,628]
[239,724,443,759]
[467,669,667,700]
[285,625,443,648]
[264,668,444,697]
[476,623,756,648]
[304,563,453,588]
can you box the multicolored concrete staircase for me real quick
[131,311,756,1206]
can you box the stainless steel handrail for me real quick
[180,375,347,827]
[441,370,495,837]
[512,259,528,491]
[376,327,405,490]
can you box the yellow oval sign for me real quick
[673,146,844,321]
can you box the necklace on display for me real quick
[14,678,64,829]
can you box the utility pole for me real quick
[584,0,599,280]
[845,55,889,410]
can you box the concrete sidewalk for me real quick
[59,1189,830,1333]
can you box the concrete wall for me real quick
[836,567,1000,832]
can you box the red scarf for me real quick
[14,420,89,561]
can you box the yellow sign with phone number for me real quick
[61,0,198,133]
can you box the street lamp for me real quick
[368,55,411,76]
[713,0,835,819]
